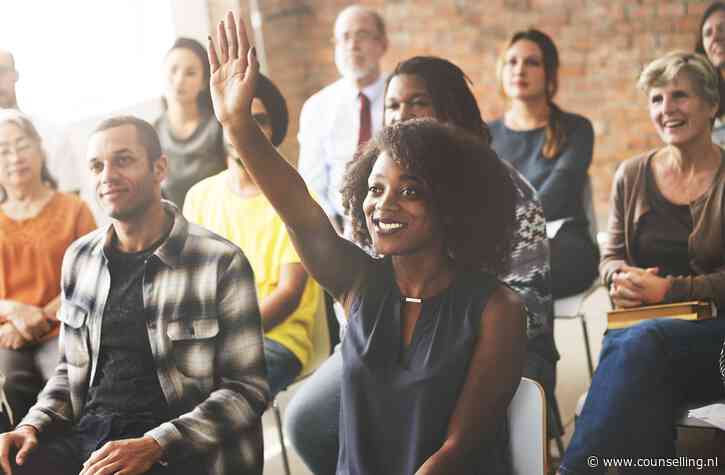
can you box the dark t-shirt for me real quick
[633,161,693,277]
[83,239,168,420]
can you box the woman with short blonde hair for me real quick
[560,50,725,473]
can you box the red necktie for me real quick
[358,92,372,147]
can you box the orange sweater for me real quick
[0,192,96,338]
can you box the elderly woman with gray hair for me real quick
[0,110,95,427]
[560,51,725,474]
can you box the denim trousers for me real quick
[560,317,725,474]
[264,337,302,398]
[5,413,205,475]
[0,337,58,427]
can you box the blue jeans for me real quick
[7,413,205,475]
[264,338,302,398]
[560,318,725,474]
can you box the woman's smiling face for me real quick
[363,151,443,257]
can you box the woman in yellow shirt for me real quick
[184,74,321,397]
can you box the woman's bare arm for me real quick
[415,285,526,474]
[207,12,372,300]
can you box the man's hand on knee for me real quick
[79,436,163,475]
[0,425,39,475]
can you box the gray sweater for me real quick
[155,112,226,208]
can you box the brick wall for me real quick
[206,0,711,223]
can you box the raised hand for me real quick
[207,11,259,130]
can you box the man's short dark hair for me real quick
[92,115,162,164]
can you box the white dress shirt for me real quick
[297,74,387,221]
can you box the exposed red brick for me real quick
[206,0,713,217]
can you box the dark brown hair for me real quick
[341,119,515,274]
[499,29,566,159]
[162,37,213,113]
[695,2,725,117]
[92,115,162,165]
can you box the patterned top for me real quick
[501,162,557,362]
[19,202,269,475]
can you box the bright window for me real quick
[0,0,175,124]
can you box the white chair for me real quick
[553,176,603,379]
[554,282,601,379]
[272,292,331,475]
[508,377,548,475]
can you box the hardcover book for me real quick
[606,301,716,330]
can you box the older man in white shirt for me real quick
[297,5,388,232]
[0,49,82,195]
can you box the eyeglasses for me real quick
[0,140,33,159]
[332,30,379,45]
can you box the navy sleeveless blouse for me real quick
[337,258,511,474]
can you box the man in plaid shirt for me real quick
[0,116,269,475]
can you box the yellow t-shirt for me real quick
[183,171,320,367]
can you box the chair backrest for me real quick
[299,289,331,378]
[508,377,547,475]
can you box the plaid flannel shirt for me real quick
[20,202,269,475]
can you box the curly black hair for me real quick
[341,119,515,274]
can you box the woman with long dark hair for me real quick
[154,37,226,208]
[492,28,599,299]
[209,13,525,474]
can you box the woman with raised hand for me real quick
[285,56,559,475]
[560,51,725,474]
[155,37,226,208]
[209,12,525,474]
[0,110,95,427]
[492,28,599,299]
